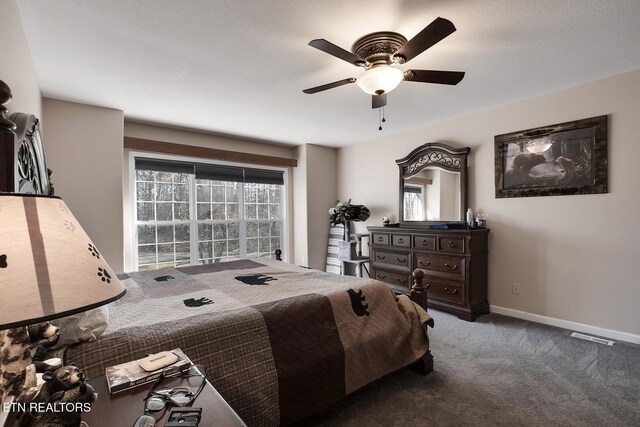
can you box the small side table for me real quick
[82,366,246,427]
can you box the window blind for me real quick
[135,157,284,185]
[134,158,194,175]
[243,168,284,185]
[195,164,244,182]
[404,186,422,194]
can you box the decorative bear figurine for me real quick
[28,322,62,373]
[16,365,97,427]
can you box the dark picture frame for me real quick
[494,115,607,198]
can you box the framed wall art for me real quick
[494,115,607,198]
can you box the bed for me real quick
[0,80,433,426]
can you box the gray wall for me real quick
[339,69,640,338]
[0,0,41,119]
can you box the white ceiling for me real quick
[18,0,640,147]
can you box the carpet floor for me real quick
[296,310,640,427]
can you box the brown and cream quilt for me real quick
[64,259,432,426]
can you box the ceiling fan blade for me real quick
[393,17,456,64]
[372,93,387,109]
[303,78,356,94]
[403,70,465,85]
[308,39,366,66]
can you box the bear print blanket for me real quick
[64,259,431,426]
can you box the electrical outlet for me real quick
[512,283,521,295]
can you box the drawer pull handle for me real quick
[448,241,456,248]
[377,255,386,260]
[422,239,429,244]
[377,236,384,242]
[419,260,431,267]
[377,274,386,280]
[396,257,406,263]
[425,283,431,289]
[443,287,458,295]
[397,238,404,244]
[396,278,407,285]
[445,263,458,271]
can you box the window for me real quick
[403,185,424,221]
[133,157,285,271]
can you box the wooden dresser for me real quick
[368,226,490,321]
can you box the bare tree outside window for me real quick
[135,169,284,271]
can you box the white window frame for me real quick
[127,150,289,271]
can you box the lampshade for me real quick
[0,194,126,329]
[525,137,552,153]
[356,66,404,95]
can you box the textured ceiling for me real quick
[17,0,640,147]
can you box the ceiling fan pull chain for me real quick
[382,107,386,123]
[378,108,382,131]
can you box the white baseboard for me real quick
[489,305,640,345]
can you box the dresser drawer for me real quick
[413,235,436,251]
[415,252,466,279]
[438,236,466,254]
[372,249,410,270]
[423,277,465,305]
[367,226,489,321]
[391,234,411,248]
[372,233,389,246]
[372,268,411,291]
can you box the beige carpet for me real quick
[295,310,640,426]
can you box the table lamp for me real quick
[0,193,126,407]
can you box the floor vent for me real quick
[571,332,614,346]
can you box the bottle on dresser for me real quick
[466,208,476,229]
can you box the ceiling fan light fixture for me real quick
[356,66,404,95]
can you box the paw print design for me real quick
[0,254,7,268]
[97,267,111,284]
[88,243,100,259]
[64,220,76,232]
[58,203,70,215]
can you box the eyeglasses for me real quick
[133,366,207,427]
[146,383,204,412]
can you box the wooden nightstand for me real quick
[82,366,246,426]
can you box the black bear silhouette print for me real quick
[154,275,174,282]
[183,297,213,307]
[235,274,277,285]
[347,289,369,316]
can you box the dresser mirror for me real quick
[396,143,470,225]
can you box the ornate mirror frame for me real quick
[396,142,470,226]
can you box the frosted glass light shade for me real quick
[356,66,404,95]
[0,194,126,329]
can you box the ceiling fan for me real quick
[303,17,465,112]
